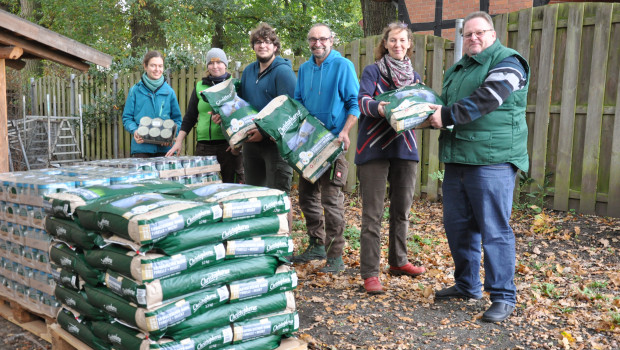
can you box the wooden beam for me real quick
[0,9,112,67]
[0,46,23,59]
[0,32,90,72]
[5,59,26,70]
[0,59,8,173]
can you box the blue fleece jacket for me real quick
[294,50,360,135]
[239,55,297,110]
[122,80,182,154]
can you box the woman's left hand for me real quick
[378,101,389,117]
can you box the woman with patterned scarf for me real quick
[122,50,182,157]
[355,22,426,294]
[166,48,244,183]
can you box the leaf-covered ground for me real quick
[291,190,620,350]
[0,191,617,350]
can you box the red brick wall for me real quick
[404,0,534,39]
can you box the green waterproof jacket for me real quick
[439,40,530,172]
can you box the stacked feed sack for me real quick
[0,167,155,318]
[47,182,298,350]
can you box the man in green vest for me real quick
[428,11,529,323]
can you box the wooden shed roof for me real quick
[0,9,112,71]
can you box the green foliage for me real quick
[409,209,419,224]
[382,206,390,220]
[291,219,307,233]
[343,225,360,251]
[533,282,561,299]
[611,311,620,325]
[587,281,608,290]
[428,170,444,182]
[80,89,125,135]
[2,0,363,68]
[514,172,554,213]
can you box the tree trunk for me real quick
[130,1,168,56]
[20,0,43,79]
[360,0,397,36]
[211,22,225,50]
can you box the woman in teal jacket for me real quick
[122,50,182,157]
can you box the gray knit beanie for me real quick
[206,48,228,67]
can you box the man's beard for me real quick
[257,53,275,63]
[312,47,330,61]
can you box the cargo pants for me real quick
[298,155,347,259]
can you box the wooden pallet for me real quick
[0,294,53,343]
[48,324,308,350]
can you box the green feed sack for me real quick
[51,263,84,290]
[75,193,223,245]
[232,311,298,344]
[84,285,140,328]
[86,284,229,339]
[85,243,226,283]
[229,266,297,303]
[45,216,106,250]
[254,95,343,184]
[221,335,281,350]
[104,256,281,308]
[104,214,289,255]
[200,78,258,149]
[49,242,103,286]
[225,235,293,259]
[91,320,149,350]
[172,183,290,221]
[45,180,186,220]
[163,291,295,340]
[375,84,444,133]
[57,308,112,350]
[54,285,110,321]
[149,325,233,350]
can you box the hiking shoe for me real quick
[481,302,514,322]
[363,277,384,294]
[290,238,326,263]
[389,263,426,277]
[319,257,345,273]
[435,285,482,300]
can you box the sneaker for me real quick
[363,277,384,294]
[319,256,345,273]
[389,262,426,277]
[290,238,326,263]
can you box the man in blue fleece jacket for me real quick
[291,23,360,273]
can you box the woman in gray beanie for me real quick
[166,48,244,183]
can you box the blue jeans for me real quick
[442,163,517,306]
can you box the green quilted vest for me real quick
[196,79,226,141]
[439,40,530,172]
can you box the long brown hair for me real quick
[374,22,413,61]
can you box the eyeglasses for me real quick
[254,40,273,46]
[307,37,332,45]
[463,29,494,39]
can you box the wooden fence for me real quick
[28,3,620,218]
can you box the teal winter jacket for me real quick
[122,80,182,155]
